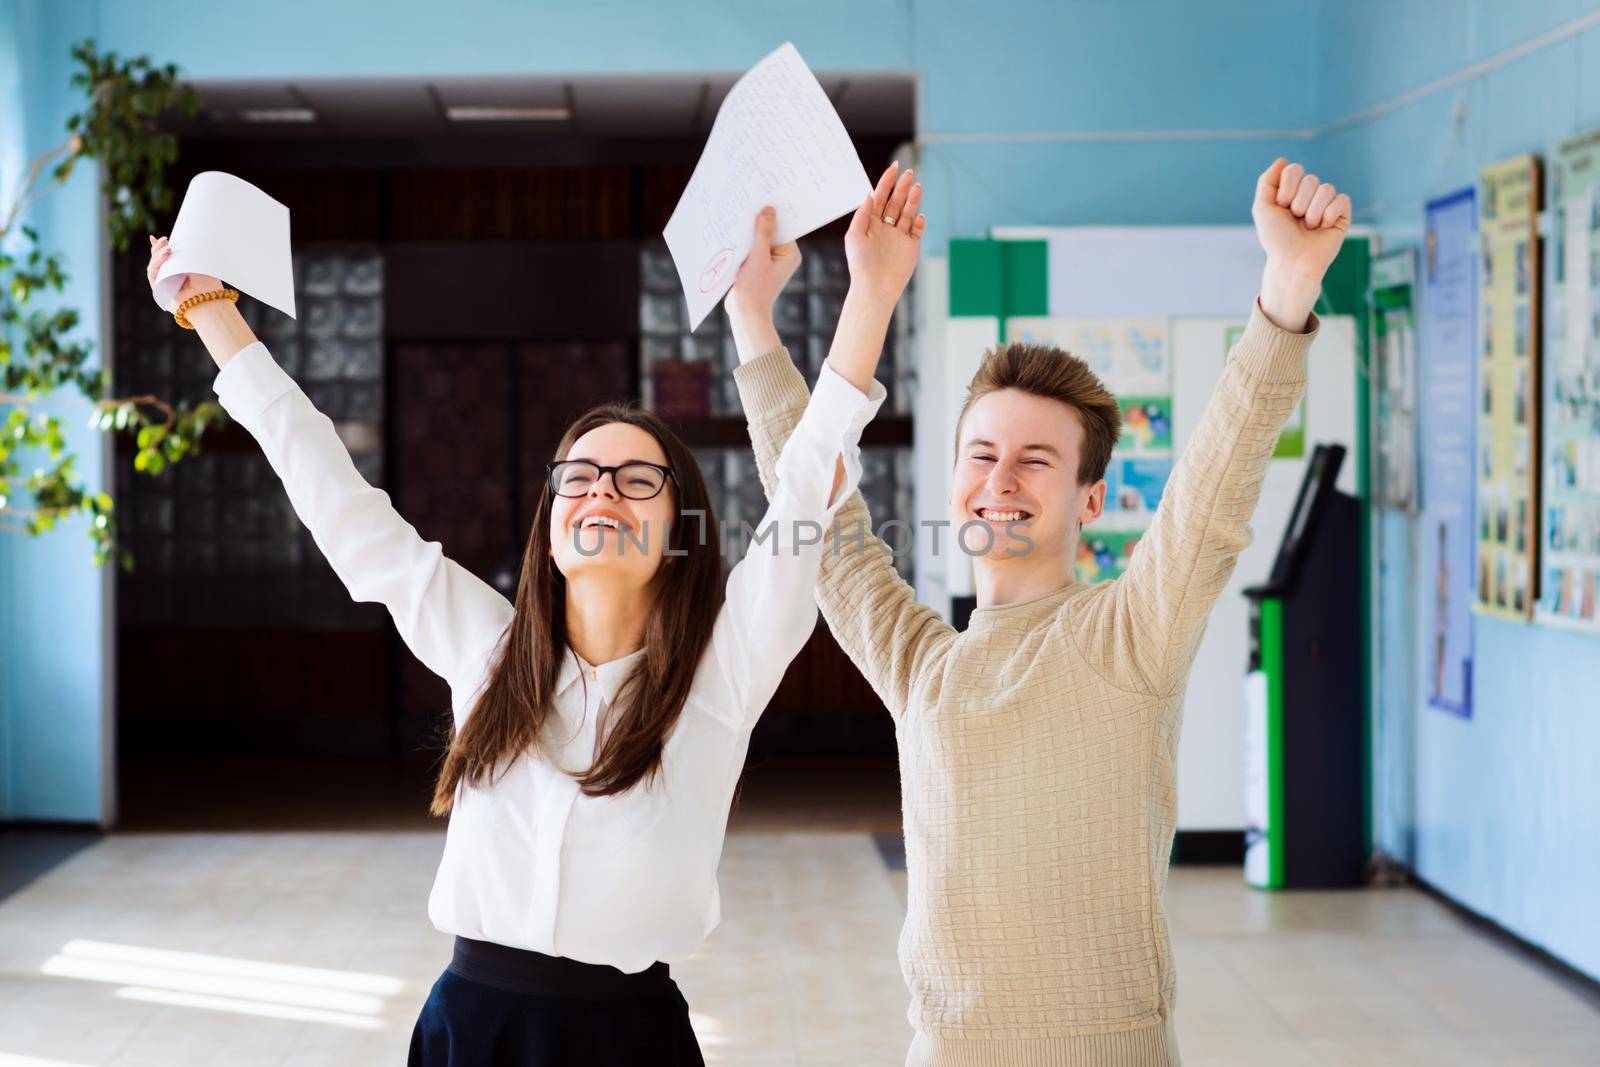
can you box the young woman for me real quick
[143,195,917,1064]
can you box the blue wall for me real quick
[1317,0,1600,981]
[1,1,109,823]
[84,0,1322,245]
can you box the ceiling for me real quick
[175,73,916,142]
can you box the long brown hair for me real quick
[429,404,723,815]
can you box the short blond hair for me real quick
[955,342,1122,486]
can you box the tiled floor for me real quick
[1,765,1596,1066]
[3,758,1600,1067]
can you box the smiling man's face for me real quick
[949,387,1106,576]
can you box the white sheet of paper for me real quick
[152,171,296,319]
[663,42,870,329]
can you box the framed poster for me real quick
[1421,188,1477,717]
[1370,249,1419,511]
[1538,129,1600,632]
[1005,316,1173,582]
[1475,154,1542,621]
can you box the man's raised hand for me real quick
[727,206,802,322]
[1252,158,1352,331]
[1252,158,1352,284]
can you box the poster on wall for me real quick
[1475,153,1542,621]
[1538,130,1600,633]
[1421,188,1477,718]
[1005,316,1173,582]
[1370,249,1419,510]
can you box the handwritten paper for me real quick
[152,172,296,319]
[663,42,870,329]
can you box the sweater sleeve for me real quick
[1068,298,1317,697]
[213,342,515,712]
[695,364,883,731]
[734,349,957,719]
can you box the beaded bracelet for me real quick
[174,287,240,329]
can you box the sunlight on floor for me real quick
[687,1012,726,1049]
[2,832,1596,1066]
[38,939,403,1031]
[111,987,384,1030]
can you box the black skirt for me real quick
[408,936,705,1066]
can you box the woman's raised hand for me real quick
[146,234,223,314]
[146,234,258,369]
[845,162,925,304]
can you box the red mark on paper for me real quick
[698,248,735,293]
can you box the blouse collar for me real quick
[554,644,646,704]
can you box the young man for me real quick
[726,158,1349,1066]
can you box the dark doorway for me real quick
[112,73,915,830]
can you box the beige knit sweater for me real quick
[735,299,1317,1066]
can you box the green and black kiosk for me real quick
[1242,443,1363,889]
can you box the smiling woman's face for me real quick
[548,421,677,585]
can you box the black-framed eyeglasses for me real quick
[546,460,678,501]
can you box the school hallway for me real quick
[8,2,1600,1064]
[0,758,1595,1067]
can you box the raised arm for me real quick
[1073,158,1348,695]
[695,357,883,731]
[147,238,514,705]
[724,166,955,718]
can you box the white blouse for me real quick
[212,341,883,972]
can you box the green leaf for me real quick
[7,41,196,558]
